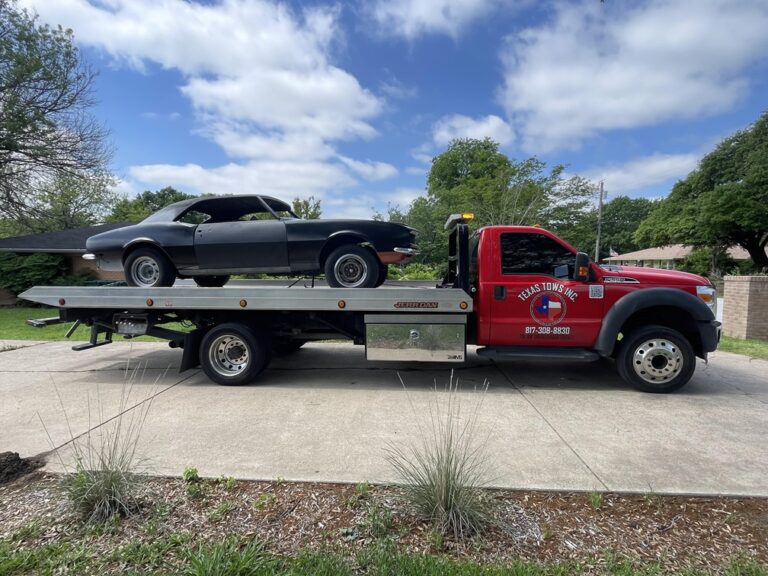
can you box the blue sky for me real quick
[23,0,768,218]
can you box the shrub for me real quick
[42,367,157,523]
[0,252,68,295]
[387,262,441,281]
[387,372,491,540]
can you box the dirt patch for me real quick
[0,452,44,485]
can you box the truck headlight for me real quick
[696,285,717,315]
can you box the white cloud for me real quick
[500,0,768,152]
[432,114,514,147]
[581,152,700,195]
[129,160,356,199]
[25,0,391,202]
[369,0,501,39]
[387,187,424,207]
[111,178,139,198]
[338,157,399,181]
[406,166,427,176]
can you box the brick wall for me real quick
[723,276,768,341]
[69,255,124,282]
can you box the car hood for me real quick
[602,266,711,286]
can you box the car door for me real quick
[194,219,289,272]
[487,229,605,347]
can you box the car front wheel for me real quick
[616,325,696,393]
[324,245,380,288]
[124,247,176,288]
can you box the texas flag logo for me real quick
[530,292,567,326]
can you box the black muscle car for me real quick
[85,195,417,288]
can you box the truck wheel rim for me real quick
[333,254,368,287]
[131,256,160,287]
[209,335,249,377]
[632,339,683,384]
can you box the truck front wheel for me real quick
[200,323,270,386]
[616,325,695,393]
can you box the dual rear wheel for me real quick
[199,323,305,386]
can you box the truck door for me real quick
[486,230,604,347]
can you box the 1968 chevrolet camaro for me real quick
[85,195,417,288]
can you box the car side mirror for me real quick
[574,252,590,282]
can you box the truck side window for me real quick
[500,232,574,277]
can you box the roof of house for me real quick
[605,244,752,262]
[0,223,132,254]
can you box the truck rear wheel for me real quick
[200,323,270,386]
[616,325,695,393]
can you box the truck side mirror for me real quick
[574,252,591,282]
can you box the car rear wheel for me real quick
[194,275,230,288]
[199,323,270,386]
[616,325,695,393]
[124,247,176,288]
[324,245,380,288]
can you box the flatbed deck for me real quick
[19,285,474,313]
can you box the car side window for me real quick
[239,212,275,221]
[500,232,574,277]
[177,210,210,225]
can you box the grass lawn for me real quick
[719,335,768,361]
[0,307,187,342]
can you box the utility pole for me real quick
[594,180,604,262]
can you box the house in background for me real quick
[604,244,751,269]
[0,223,131,304]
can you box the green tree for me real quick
[107,187,194,223]
[636,112,768,270]
[292,195,322,219]
[18,172,116,233]
[0,0,110,223]
[557,196,655,258]
[407,138,594,265]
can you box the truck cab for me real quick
[467,221,720,392]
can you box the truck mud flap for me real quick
[180,328,206,373]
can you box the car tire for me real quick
[194,275,230,288]
[616,325,696,393]
[199,323,270,386]
[271,338,306,356]
[374,263,388,287]
[124,247,176,288]
[324,245,380,288]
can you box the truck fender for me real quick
[594,287,715,357]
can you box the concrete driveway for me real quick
[1,339,766,496]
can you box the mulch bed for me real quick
[1,471,766,572]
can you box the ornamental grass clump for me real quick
[41,362,160,523]
[387,372,492,540]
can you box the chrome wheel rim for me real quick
[208,335,249,378]
[632,338,683,384]
[130,256,160,287]
[333,254,368,288]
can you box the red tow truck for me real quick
[22,214,720,393]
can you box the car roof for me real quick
[144,195,292,223]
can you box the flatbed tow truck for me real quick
[21,215,720,393]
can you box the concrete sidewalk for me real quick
[1,340,766,496]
